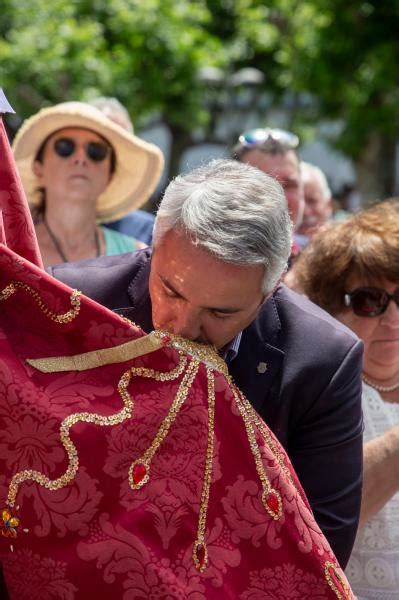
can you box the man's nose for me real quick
[173,306,201,340]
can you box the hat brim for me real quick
[12,102,164,223]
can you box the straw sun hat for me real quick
[12,101,164,223]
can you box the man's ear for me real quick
[33,160,44,179]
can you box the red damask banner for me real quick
[0,110,43,268]
[0,244,354,599]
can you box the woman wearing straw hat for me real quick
[12,101,164,267]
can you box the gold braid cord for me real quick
[0,281,81,323]
[6,355,188,509]
[0,279,347,593]
[192,367,215,571]
[324,562,352,599]
[232,382,297,491]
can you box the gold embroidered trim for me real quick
[229,383,283,520]
[324,561,352,599]
[27,331,165,372]
[26,330,228,375]
[6,355,187,509]
[4,347,288,570]
[128,358,198,490]
[0,281,81,324]
[192,367,215,571]
[162,334,228,376]
[1,277,290,572]
[238,389,297,491]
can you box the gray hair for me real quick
[87,96,134,133]
[300,161,332,202]
[153,159,293,294]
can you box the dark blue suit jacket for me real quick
[49,247,363,568]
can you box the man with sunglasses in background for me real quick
[50,158,364,570]
[233,128,307,258]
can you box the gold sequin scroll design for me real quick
[1,279,287,572]
[4,353,188,522]
[3,337,287,572]
[0,281,81,324]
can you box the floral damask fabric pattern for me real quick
[103,381,223,551]
[0,246,354,599]
[240,564,330,600]
[2,547,77,600]
[0,118,43,267]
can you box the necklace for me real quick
[362,374,399,393]
[43,216,101,263]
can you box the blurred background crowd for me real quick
[1,2,399,599]
[2,0,399,211]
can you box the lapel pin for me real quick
[257,362,268,374]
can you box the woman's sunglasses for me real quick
[53,137,111,162]
[344,287,399,317]
[238,128,299,150]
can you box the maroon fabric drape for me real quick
[0,107,43,268]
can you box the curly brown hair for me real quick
[292,200,399,315]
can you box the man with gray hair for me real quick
[297,161,333,243]
[50,158,363,568]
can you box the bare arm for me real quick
[359,423,399,527]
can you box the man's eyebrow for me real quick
[160,275,242,314]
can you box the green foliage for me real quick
[0,0,227,131]
[271,0,399,158]
[1,0,399,193]
[0,0,112,113]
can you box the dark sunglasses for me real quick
[344,287,399,317]
[238,128,299,150]
[53,137,111,162]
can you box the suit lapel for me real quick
[113,251,154,334]
[229,292,285,421]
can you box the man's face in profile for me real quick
[149,229,266,349]
[241,149,304,230]
[298,176,332,238]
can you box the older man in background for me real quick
[232,128,304,246]
[297,161,333,244]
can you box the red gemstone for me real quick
[161,335,171,345]
[132,463,147,485]
[195,543,206,568]
[266,491,279,513]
